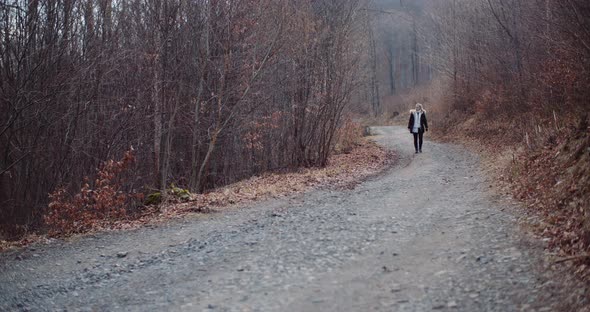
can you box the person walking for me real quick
[408,103,428,153]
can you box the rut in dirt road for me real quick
[0,126,586,312]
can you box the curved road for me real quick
[0,126,586,311]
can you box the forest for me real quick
[1,0,589,260]
[1,0,374,236]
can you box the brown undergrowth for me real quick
[0,138,393,251]
[433,112,590,281]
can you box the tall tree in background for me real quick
[366,7,381,115]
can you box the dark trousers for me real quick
[413,132,423,151]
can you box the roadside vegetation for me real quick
[1,116,391,250]
[0,1,385,242]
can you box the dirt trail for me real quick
[0,126,586,312]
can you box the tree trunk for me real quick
[367,11,380,116]
[189,3,210,191]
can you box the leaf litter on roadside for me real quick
[1,139,392,251]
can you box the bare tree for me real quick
[0,0,372,235]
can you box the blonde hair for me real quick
[415,103,423,111]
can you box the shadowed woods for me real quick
[0,0,375,239]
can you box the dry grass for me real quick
[508,121,590,264]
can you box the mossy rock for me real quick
[145,192,162,205]
[169,185,191,201]
[145,186,191,205]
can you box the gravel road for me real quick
[1,126,587,312]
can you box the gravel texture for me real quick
[1,126,587,312]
